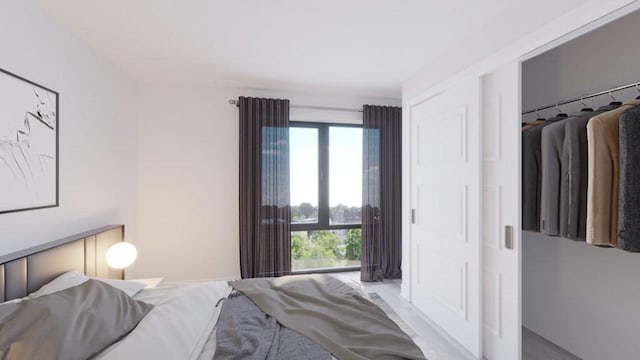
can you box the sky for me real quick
[290,126,362,207]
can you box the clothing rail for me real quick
[228,99,363,113]
[522,81,640,115]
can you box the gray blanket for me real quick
[213,292,331,360]
[227,274,426,360]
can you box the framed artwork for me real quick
[0,68,58,214]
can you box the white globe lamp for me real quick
[106,242,138,269]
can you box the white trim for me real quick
[403,0,638,108]
[521,1,640,60]
[517,60,524,360]
[401,103,412,301]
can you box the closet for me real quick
[403,1,640,360]
[520,8,640,360]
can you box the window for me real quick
[290,127,318,224]
[290,122,362,271]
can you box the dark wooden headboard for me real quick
[0,225,125,301]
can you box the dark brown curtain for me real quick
[361,105,402,282]
[239,97,291,278]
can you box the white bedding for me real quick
[96,274,366,360]
[96,281,231,360]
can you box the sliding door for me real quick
[482,61,521,360]
[409,76,482,358]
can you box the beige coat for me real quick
[522,120,545,131]
[586,100,640,246]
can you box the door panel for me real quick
[410,77,482,358]
[482,61,521,360]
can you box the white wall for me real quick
[131,85,399,281]
[522,8,640,116]
[402,0,638,104]
[132,86,240,281]
[401,0,602,101]
[0,1,138,255]
[522,8,640,360]
[0,0,400,281]
[523,233,640,360]
[245,88,401,124]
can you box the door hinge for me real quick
[411,209,416,224]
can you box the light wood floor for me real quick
[522,327,581,360]
[342,271,581,360]
[342,271,475,360]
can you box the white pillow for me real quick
[98,278,148,297]
[30,270,146,298]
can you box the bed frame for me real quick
[0,225,124,301]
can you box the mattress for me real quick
[96,274,416,360]
[6,271,423,360]
[96,280,231,360]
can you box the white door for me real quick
[481,61,521,360]
[409,77,482,358]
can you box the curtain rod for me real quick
[228,99,363,113]
[522,81,640,115]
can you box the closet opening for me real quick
[520,7,640,360]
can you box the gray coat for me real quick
[618,105,640,251]
[540,110,593,236]
[561,104,620,240]
[521,115,567,231]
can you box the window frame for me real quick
[289,121,362,273]
[289,121,362,232]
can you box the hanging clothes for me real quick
[561,103,621,240]
[522,115,567,231]
[617,105,640,251]
[586,100,640,247]
[522,120,546,131]
[540,110,593,236]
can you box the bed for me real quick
[0,225,426,360]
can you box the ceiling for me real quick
[39,0,590,98]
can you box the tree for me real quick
[299,202,315,218]
[311,230,343,259]
[291,205,302,221]
[345,229,361,260]
[345,206,361,223]
[330,204,346,223]
[291,233,308,260]
[329,205,361,224]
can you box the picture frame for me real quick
[0,68,59,214]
